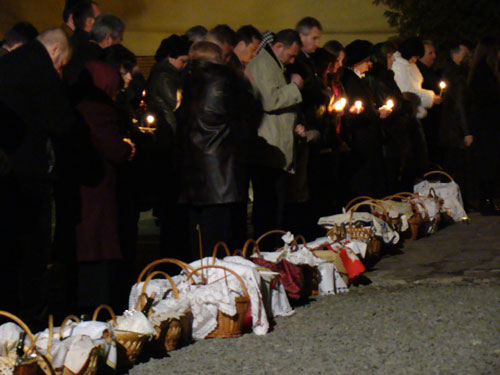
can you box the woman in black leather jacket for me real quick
[176,41,251,260]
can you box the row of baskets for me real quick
[0,170,465,375]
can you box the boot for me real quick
[479,198,500,216]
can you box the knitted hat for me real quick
[345,39,374,67]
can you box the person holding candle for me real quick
[341,39,391,199]
[366,41,415,193]
[74,60,135,313]
[147,34,191,257]
[465,36,500,215]
[392,37,442,120]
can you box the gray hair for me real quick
[90,14,125,43]
[37,27,71,57]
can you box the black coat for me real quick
[465,59,500,138]
[341,68,386,197]
[147,59,182,133]
[439,61,470,149]
[366,63,412,159]
[0,40,73,180]
[288,50,324,130]
[176,60,250,205]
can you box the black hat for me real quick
[345,39,374,67]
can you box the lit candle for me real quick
[439,81,446,97]
[146,114,155,125]
[355,100,363,113]
[385,99,394,110]
[142,90,146,97]
[333,97,347,112]
[327,94,336,113]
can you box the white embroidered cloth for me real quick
[221,255,294,318]
[414,180,467,221]
[181,258,269,339]
[318,212,400,245]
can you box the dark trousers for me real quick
[474,133,500,201]
[186,202,246,263]
[251,166,288,250]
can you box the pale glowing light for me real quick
[385,99,394,110]
[355,100,363,110]
[439,81,447,90]
[334,97,347,111]
[146,114,155,124]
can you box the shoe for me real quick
[479,199,500,216]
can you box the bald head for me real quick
[37,27,72,76]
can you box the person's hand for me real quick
[0,148,11,176]
[291,74,304,90]
[464,135,474,147]
[379,105,392,119]
[294,124,307,138]
[123,138,136,160]
[433,94,442,105]
[349,103,364,114]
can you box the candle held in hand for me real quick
[439,81,446,97]
[333,97,347,112]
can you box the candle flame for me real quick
[439,81,446,90]
[142,90,146,97]
[386,99,394,110]
[146,114,155,124]
[328,94,336,113]
[355,100,362,110]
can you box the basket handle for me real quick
[241,238,259,258]
[136,258,195,284]
[385,192,429,220]
[92,304,117,326]
[140,270,179,302]
[211,241,231,264]
[0,310,36,353]
[58,315,81,341]
[344,196,376,212]
[185,265,249,300]
[290,234,314,253]
[348,200,389,227]
[423,170,454,182]
[255,230,286,248]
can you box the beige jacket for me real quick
[246,48,302,172]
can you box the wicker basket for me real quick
[137,270,184,354]
[0,310,54,375]
[136,258,196,347]
[423,170,462,224]
[346,201,388,263]
[92,305,148,369]
[383,193,426,241]
[255,230,315,300]
[44,314,100,375]
[186,265,250,338]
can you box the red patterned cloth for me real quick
[252,258,311,300]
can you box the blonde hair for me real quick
[188,41,222,64]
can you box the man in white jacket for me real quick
[391,37,442,119]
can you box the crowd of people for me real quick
[1,0,500,329]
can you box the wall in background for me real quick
[0,0,395,56]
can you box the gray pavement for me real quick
[128,212,500,375]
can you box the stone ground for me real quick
[125,212,500,375]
